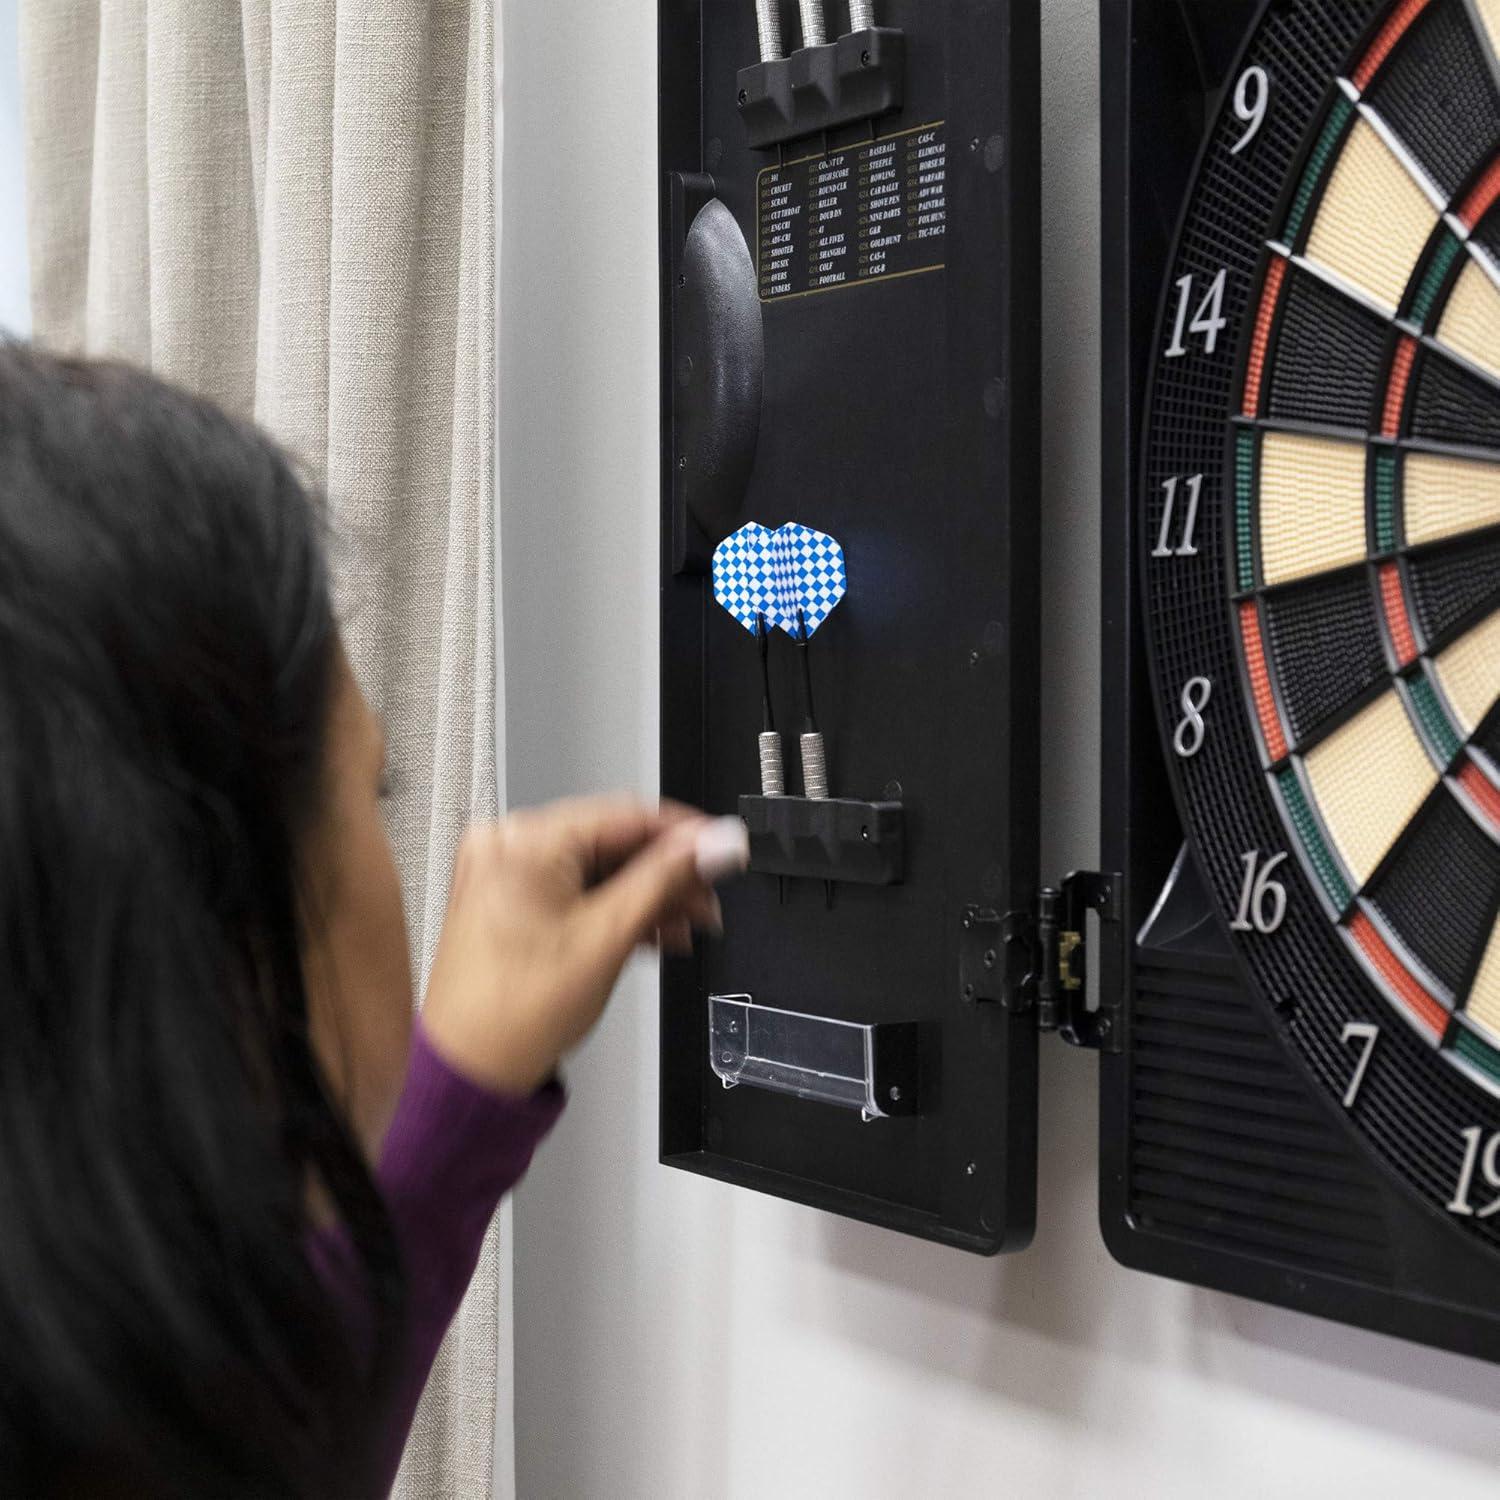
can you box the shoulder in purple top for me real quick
[354,1019,565,1493]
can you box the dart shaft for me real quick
[797,626,817,731]
[759,617,776,731]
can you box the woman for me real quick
[0,343,744,1496]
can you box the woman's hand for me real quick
[420,798,747,1096]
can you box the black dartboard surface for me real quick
[1143,0,1500,1246]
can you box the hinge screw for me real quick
[1098,1017,1112,1038]
[962,983,975,1001]
[982,949,996,970]
[964,1161,977,1176]
[888,1086,902,1102]
[961,912,973,930]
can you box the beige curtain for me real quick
[19,3,507,1495]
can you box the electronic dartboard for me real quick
[1103,0,1500,1358]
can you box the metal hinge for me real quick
[958,905,1037,1010]
[958,870,1123,1051]
[1036,870,1123,1052]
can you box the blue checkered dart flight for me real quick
[770,523,847,803]
[770,523,847,641]
[712,522,788,798]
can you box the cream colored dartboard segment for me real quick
[1474,0,1500,73]
[1259,432,1368,586]
[1303,688,1439,888]
[1434,609,1500,735]
[1403,450,1500,546]
[1465,919,1500,1043]
[1304,118,1439,315]
[1437,256,1500,384]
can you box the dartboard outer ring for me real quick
[1141,0,1500,1250]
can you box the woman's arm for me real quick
[369,1020,565,1492]
[357,800,747,1491]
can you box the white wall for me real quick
[0,0,28,337]
[500,5,1500,1498]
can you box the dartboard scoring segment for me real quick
[1234,0,1500,1067]
[1145,0,1500,1233]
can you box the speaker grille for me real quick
[1129,955,1396,1279]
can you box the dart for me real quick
[769,522,847,804]
[712,522,787,799]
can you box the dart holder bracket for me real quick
[737,29,905,151]
[739,794,904,885]
[708,993,919,1121]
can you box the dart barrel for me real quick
[800,732,829,800]
[754,0,783,60]
[759,731,786,797]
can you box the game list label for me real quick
[756,122,948,302]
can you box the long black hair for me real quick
[0,344,400,1495]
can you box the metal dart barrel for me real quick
[799,732,829,800]
[759,732,786,796]
[847,0,875,31]
[754,0,784,60]
[799,0,828,48]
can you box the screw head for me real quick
[860,49,871,65]
[963,983,975,1001]
[888,1085,902,1102]
[677,455,688,470]
[1098,1017,1112,1038]
[965,1161,977,1176]
[983,949,996,969]
[737,88,748,105]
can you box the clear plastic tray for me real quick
[708,994,917,1122]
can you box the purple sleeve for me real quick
[370,1020,565,1492]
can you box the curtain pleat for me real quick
[85,0,149,362]
[19,4,505,1495]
